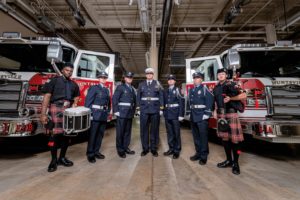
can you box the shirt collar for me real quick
[169,85,174,90]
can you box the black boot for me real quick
[232,143,241,175]
[58,136,73,167]
[217,141,232,168]
[48,136,58,172]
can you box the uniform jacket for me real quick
[163,86,185,120]
[136,80,164,114]
[85,84,111,121]
[188,84,214,123]
[213,80,244,113]
[112,83,136,119]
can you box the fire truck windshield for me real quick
[0,43,75,72]
[238,51,300,78]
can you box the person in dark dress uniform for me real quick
[163,74,185,159]
[213,68,246,175]
[41,62,80,172]
[85,71,111,163]
[188,72,214,165]
[112,71,136,158]
[136,68,164,157]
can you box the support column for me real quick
[150,0,158,80]
[265,24,277,44]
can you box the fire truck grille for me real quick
[0,80,22,111]
[271,85,300,116]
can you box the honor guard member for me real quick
[163,74,185,159]
[213,68,246,175]
[189,72,214,165]
[40,62,80,172]
[136,67,164,157]
[85,71,111,163]
[112,71,136,158]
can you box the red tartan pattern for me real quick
[217,113,244,143]
[49,103,70,135]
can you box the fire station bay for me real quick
[1,1,300,200]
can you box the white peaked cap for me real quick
[145,68,154,73]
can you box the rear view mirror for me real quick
[47,40,62,63]
[227,49,240,70]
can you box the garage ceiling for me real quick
[1,0,300,83]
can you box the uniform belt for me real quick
[166,104,179,108]
[118,102,132,106]
[190,104,206,109]
[141,97,159,101]
[92,105,107,110]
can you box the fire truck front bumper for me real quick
[0,117,38,137]
[240,118,300,143]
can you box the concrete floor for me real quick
[0,119,300,200]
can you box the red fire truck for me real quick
[183,41,300,143]
[0,32,115,137]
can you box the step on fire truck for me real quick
[183,41,300,143]
[0,32,115,137]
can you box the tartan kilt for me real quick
[217,112,244,143]
[49,103,70,135]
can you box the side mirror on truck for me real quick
[47,40,63,75]
[227,49,241,70]
[47,40,63,63]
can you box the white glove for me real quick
[160,111,163,116]
[136,111,140,116]
[114,112,120,117]
[202,115,210,120]
[178,116,184,121]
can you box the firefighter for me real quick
[163,74,185,159]
[112,71,136,158]
[136,67,164,157]
[213,68,246,175]
[40,62,80,173]
[188,72,214,165]
[85,71,111,163]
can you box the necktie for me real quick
[148,81,150,87]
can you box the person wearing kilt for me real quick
[213,68,246,175]
[112,71,136,158]
[40,63,80,172]
[85,71,111,163]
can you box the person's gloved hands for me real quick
[135,111,140,116]
[160,111,163,116]
[114,112,120,117]
[178,116,184,121]
[202,115,210,120]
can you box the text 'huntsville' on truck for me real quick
[0,32,115,137]
[184,41,300,143]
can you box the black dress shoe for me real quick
[232,162,240,175]
[47,159,57,172]
[125,149,135,155]
[95,153,105,159]
[172,153,180,159]
[87,156,96,163]
[199,159,207,165]
[141,150,149,156]
[217,160,232,168]
[151,150,158,157]
[163,150,174,156]
[118,152,126,158]
[58,157,74,167]
[190,154,201,161]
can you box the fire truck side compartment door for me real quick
[186,55,223,83]
[72,50,115,81]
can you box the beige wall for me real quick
[0,11,39,37]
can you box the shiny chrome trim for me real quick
[265,86,273,115]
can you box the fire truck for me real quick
[0,32,115,137]
[184,41,300,143]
